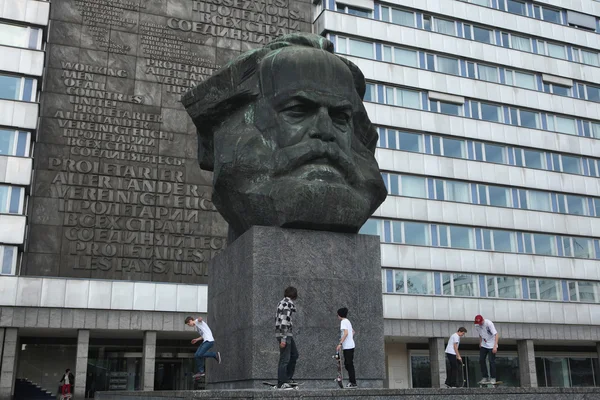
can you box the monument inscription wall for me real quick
[25,0,312,283]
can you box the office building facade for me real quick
[0,0,599,397]
[315,0,600,389]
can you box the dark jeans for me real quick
[277,337,299,386]
[479,347,496,379]
[445,353,458,387]
[343,348,356,384]
[195,340,216,373]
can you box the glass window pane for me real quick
[346,5,370,17]
[552,84,570,97]
[538,279,561,301]
[404,222,430,246]
[529,279,538,299]
[572,237,593,258]
[544,358,570,387]
[492,230,515,252]
[442,138,464,158]
[394,48,418,67]
[16,132,28,156]
[0,186,7,212]
[442,273,452,295]
[411,356,432,388]
[528,190,551,212]
[514,72,536,90]
[480,103,501,122]
[399,132,422,152]
[477,65,498,83]
[533,234,556,256]
[587,85,600,102]
[555,116,576,135]
[0,75,21,101]
[359,219,381,236]
[401,175,427,198]
[336,37,347,54]
[9,187,21,213]
[569,358,595,387]
[542,8,561,23]
[547,43,566,59]
[561,155,581,174]
[446,181,470,203]
[1,246,15,275]
[437,56,459,75]
[569,282,578,301]
[0,23,31,49]
[0,129,16,156]
[496,276,520,299]
[578,281,596,302]
[523,149,544,169]
[487,277,496,297]
[395,270,405,293]
[348,38,373,58]
[488,186,509,207]
[581,50,600,67]
[507,0,526,15]
[511,35,531,52]
[566,195,586,216]
[519,110,539,129]
[383,46,392,62]
[392,221,402,243]
[386,87,394,105]
[398,89,420,109]
[453,274,477,297]
[472,0,489,5]
[406,271,433,294]
[364,83,374,102]
[439,102,461,116]
[449,226,473,249]
[391,9,414,27]
[473,26,493,44]
[485,144,505,163]
[435,18,455,35]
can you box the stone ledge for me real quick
[97,387,600,399]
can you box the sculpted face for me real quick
[209,47,387,238]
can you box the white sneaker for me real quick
[277,383,295,390]
[478,378,490,384]
[490,378,497,384]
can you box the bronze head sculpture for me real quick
[182,33,387,241]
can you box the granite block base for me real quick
[96,387,600,400]
[205,226,385,389]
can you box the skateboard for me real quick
[444,360,466,388]
[479,380,503,388]
[262,382,300,390]
[333,351,343,388]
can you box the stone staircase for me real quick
[14,378,57,400]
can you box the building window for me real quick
[573,48,600,67]
[378,6,416,26]
[472,26,493,44]
[0,129,31,157]
[543,83,572,97]
[432,17,456,36]
[0,22,43,50]
[0,74,37,102]
[336,3,371,17]
[0,245,17,275]
[505,0,527,16]
[0,185,25,214]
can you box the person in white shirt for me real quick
[444,327,467,388]
[185,316,222,379]
[474,314,499,384]
[335,307,357,388]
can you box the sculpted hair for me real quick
[182,33,378,171]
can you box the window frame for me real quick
[0,22,43,50]
[0,73,38,102]
[0,245,18,275]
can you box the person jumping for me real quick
[185,316,221,379]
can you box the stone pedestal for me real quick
[206,226,384,389]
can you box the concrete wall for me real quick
[385,342,410,389]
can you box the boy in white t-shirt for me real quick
[185,316,222,379]
[336,307,357,388]
[444,327,467,388]
[474,314,499,384]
